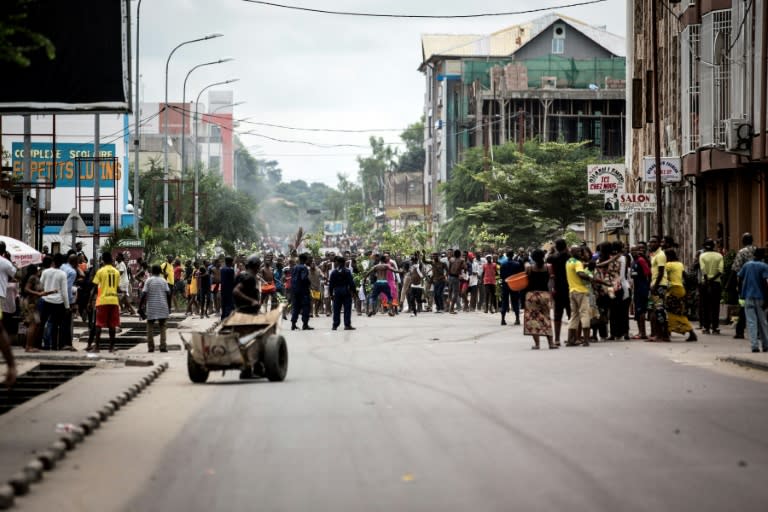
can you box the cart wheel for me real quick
[187,352,210,383]
[264,334,288,382]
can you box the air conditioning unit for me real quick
[724,117,752,151]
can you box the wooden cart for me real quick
[182,306,288,383]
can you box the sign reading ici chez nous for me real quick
[587,164,626,194]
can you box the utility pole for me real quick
[93,114,101,267]
[651,0,663,238]
[132,0,142,236]
[483,114,490,201]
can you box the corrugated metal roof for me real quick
[420,13,625,66]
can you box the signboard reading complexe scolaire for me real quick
[12,142,120,187]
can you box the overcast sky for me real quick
[137,0,626,188]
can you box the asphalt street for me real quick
[13,311,768,512]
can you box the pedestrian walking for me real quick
[0,242,17,387]
[40,253,70,350]
[328,256,355,330]
[290,253,313,330]
[730,233,756,339]
[139,265,171,352]
[88,252,121,353]
[499,250,522,325]
[737,248,768,353]
[407,256,425,316]
[663,249,697,342]
[630,245,651,339]
[547,239,571,345]
[430,252,447,313]
[698,238,724,334]
[566,246,594,346]
[482,255,498,314]
[524,249,556,349]
[219,256,235,320]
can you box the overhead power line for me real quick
[242,0,609,18]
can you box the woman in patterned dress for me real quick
[524,249,556,349]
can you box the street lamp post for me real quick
[180,58,233,184]
[132,0,142,236]
[162,32,222,229]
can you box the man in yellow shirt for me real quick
[699,238,724,334]
[88,252,122,353]
[566,246,594,346]
[648,236,670,341]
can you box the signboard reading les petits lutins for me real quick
[11,142,120,187]
[587,164,626,194]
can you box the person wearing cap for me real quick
[730,233,756,339]
[698,238,724,334]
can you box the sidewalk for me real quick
[0,311,218,506]
[618,318,768,377]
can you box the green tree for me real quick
[0,0,55,67]
[357,136,395,209]
[440,141,609,247]
[397,119,425,173]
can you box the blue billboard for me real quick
[11,142,120,187]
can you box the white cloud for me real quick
[136,0,626,186]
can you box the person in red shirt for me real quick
[172,259,184,312]
[482,255,498,314]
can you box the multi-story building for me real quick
[629,0,767,261]
[420,14,626,240]
[130,90,236,188]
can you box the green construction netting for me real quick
[462,56,626,89]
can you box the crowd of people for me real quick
[2,230,767,388]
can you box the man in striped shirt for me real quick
[139,265,171,353]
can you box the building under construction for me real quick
[420,14,626,241]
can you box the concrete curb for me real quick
[718,356,768,372]
[0,362,170,509]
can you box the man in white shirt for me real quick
[115,252,136,315]
[0,242,17,311]
[0,241,17,387]
[59,253,79,350]
[40,254,70,350]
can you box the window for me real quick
[552,38,564,54]
[699,10,731,146]
[208,156,220,171]
[209,125,221,142]
[680,24,700,153]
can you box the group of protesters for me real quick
[235,232,767,353]
[2,228,766,386]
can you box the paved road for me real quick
[14,312,768,512]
